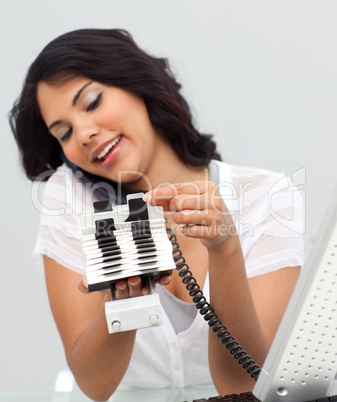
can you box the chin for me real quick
[117,171,151,191]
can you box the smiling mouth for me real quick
[95,135,122,162]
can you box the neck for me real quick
[126,146,209,192]
[123,133,210,192]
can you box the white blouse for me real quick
[32,160,304,390]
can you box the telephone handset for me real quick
[59,151,134,204]
[80,192,261,381]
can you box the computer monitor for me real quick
[253,188,337,401]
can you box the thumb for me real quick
[78,277,89,294]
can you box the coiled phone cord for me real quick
[166,226,261,381]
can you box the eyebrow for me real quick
[48,120,63,131]
[48,80,94,131]
[72,80,94,106]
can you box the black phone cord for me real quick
[166,227,261,381]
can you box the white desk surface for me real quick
[0,387,219,402]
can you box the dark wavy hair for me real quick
[10,28,221,181]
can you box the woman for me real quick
[10,28,303,401]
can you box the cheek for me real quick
[62,144,83,165]
[98,104,122,127]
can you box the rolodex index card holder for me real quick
[80,193,175,333]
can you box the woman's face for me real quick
[37,76,165,187]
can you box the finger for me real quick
[78,277,111,297]
[157,275,171,286]
[142,275,172,295]
[179,220,238,241]
[143,185,178,210]
[171,209,220,226]
[115,279,129,300]
[144,182,211,209]
[178,224,220,239]
[127,276,143,298]
[168,193,208,212]
[78,277,89,294]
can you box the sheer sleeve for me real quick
[33,222,85,275]
[32,164,98,275]
[223,163,305,278]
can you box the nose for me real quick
[75,120,99,147]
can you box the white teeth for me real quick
[97,136,121,160]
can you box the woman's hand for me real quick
[143,181,236,251]
[78,275,171,299]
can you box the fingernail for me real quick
[119,284,127,290]
[129,281,139,287]
[82,277,88,288]
[143,192,152,203]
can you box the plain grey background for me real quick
[1,0,336,393]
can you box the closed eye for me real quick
[86,93,102,112]
[60,127,72,142]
